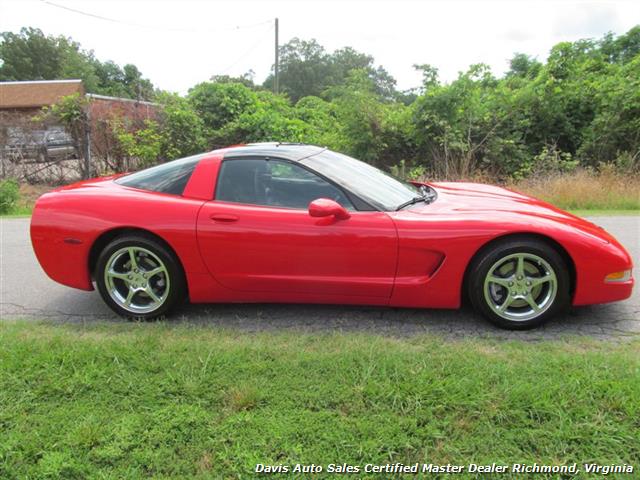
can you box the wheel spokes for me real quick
[524,293,541,312]
[128,248,138,270]
[145,285,161,303]
[104,246,170,314]
[484,252,558,322]
[106,269,130,281]
[145,266,167,278]
[124,288,135,307]
[515,255,525,278]
[529,273,554,287]
[487,275,511,288]
[497,296,514,313]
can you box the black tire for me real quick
[95,234,186,319]
[467,237,570,330]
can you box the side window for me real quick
[216,159,354,210]
[116,154,203,195]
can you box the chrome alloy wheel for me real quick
[104,246,170,314]
[483,253,558,322]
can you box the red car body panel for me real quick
[30,147,634,311]
[197,202,398,297]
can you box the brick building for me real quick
[0,79,158,182]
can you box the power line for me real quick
[217,23,275,76]
[39,0,272,33]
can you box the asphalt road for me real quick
[1,216,638,340]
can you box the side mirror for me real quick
[308,198,351,220]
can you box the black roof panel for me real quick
[222,143,325,162]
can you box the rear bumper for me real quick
[30,201,94,291]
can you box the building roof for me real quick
[0,79,84,109]
[86,93,157,107]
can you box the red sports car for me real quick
[30,143,634,329]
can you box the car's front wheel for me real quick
[468,238,570,330]
[95,234,185,319]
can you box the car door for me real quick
[196,157,398,298]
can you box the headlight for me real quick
[604,270,632,283]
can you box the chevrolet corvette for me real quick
[30,143,634,329]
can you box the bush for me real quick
[0,179,20,214]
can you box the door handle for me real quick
[210,214,239,223]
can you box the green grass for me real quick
[0,204,33,218]
[568,209,640,217]
[0,321,638,479]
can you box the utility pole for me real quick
[274,17,279,94]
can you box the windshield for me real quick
[300,150,422,211]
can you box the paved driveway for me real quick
[1,216,638,340]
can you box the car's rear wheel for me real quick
[95,234,185,319]
[467,238,570,329]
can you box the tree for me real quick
[507,53,542,79]
[600,26,640,64]
[187,81,258,135]
[577,56,640,168]
[325,70,385,164]
[9,24,640,179]
[0,27,155,100]
[210,71,256,88]
[413,64,439,91]
[263,39,399,102]
[0,28,96,86]
[294,96,344,148]
[109,94,206,169]
[263,38,332,101]
[412,64,529,178]
[158,94,207,159]
[330,47,397,99]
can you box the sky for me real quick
[1,0,639,94]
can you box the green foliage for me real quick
[92,61,155,100]
[413,63,515,177]
[531,145,579,175]
[179,28,638,179]
[158,94,207,158]
[44,93,88,129]
[0,27,96,86]
[409,26,640,179]
[188,81,258,133]
[111,94,206,166]
[113,119,163,167]
[326,70,385,163]
[263,38,398,102]
[13,25,638,181]
[0,179,20,214]
[294,96,344,147]
[210,71,257,88]
[263,38,333,101]
[507,53,542,79]
[0,27,154,100]
[219,101,310,145]
[390,159,425,180]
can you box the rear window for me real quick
[115,154,204,195]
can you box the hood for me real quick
[404,181,616,244]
